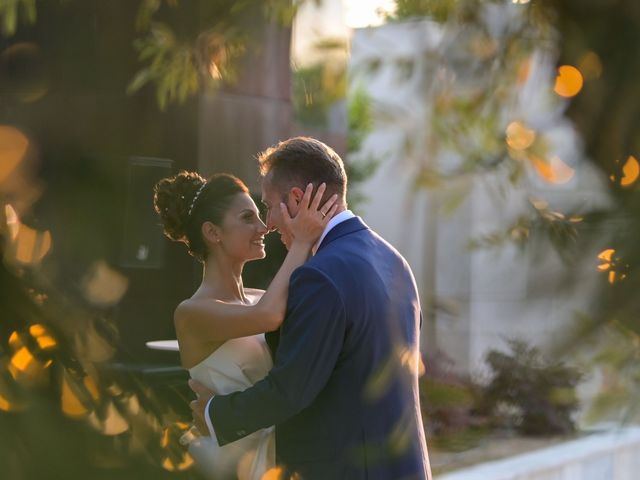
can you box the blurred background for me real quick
[1,0,639,478]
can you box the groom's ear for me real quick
[288,186,305,206]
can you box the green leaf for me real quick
[3,2,17,35]
[126,69,152,94]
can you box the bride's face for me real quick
[215,193,268,261]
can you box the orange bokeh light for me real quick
[0,125,29,183]
[554,65,583,98]
[531,155,575,184]
[506,121,536,151]
[621,156,639,187]
[30,324,57,350]
[161,453,195,471]
[598,249,614,262]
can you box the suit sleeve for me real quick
[208,266,346,445]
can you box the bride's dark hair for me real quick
[153,171,249,262]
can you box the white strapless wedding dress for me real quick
[188,334,275,480]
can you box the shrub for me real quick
[420,351,486,450]
[480,340,583,435]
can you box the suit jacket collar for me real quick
[316,216,369,253]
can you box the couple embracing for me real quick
[154,137,432,480]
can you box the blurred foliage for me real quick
[0,0,307,110]
[292,38,348,126]
[128,0,303,109]
[366,0,559,208]
[0,228,196,478]
[468,196,584,263]
[291,35,379,210]
[379,0,640,421]
[391,0,473,23]
[538,0,640,419]
[0,0,37,36]
[480,340,583,436]
[420,351,486,451]
[345,88,379,210]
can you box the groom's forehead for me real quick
[261,176,282,200]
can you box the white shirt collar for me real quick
[313,209,355,255]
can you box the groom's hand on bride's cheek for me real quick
[189,379,214,436]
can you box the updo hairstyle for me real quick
[153,171,249,262]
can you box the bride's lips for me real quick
[252,237,265,247]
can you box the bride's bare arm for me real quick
[175,183,338,341]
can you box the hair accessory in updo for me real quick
[188,182,207,217]
[154,171,249,262]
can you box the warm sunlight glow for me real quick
[531,155,575,184]
[61,373,90,418]
[0,125,29,183]
[512,0,530,4]
[0,394,11,412]
[554,65,583,98]
[399,347,425,377]
[9,346,50,385]
[598,249,614,262]
[88,402,129,435]
[344,0,395,29]
[30,324,57,350]
[621,155,639,187]
[162,453,195,471]
[8,331,21,349]
[209,61,222,80]
[125,394,140,415]
[82,260,129,306]
[261,467,285,480]
[10,347,34,373]
[161,427,171,448]
[506,121,536,150]
[12,224,52,265]
[596,249,623,283]
[4,204,19,241]
[84,376,100,401]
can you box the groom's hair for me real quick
[257,137,347,200]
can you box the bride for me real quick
[153,171,337,479]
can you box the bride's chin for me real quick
[250,250,266,260]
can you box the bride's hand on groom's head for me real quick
[282,183,339,248]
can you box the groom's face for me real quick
[261,176,298,249]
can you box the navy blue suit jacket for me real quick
[209,217,431,479]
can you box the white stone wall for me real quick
[437,427,640,480]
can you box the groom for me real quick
[190,137,432,479]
